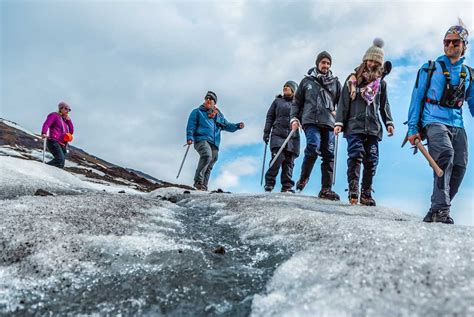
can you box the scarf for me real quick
[202,104,219,118]
[360,78,381,104]
[308,67,337,109]
[349,65,382,104]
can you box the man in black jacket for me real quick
[290,51,342,200]
[263,81,299,192]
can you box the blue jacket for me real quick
[186,105,241,148]
[407,55,474,136]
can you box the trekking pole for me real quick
[260,141,268,186]
[414,139,444,177]
[332,133,339,186]
[176,144,191,179]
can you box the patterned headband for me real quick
[445,25,469,46]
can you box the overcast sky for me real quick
[1,0,473,225]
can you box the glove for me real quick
[263,135,269,144]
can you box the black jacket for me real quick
[264,95,300,155]
[335,79,394,140]
[290,68,342,129]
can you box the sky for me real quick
[1,0,473,225]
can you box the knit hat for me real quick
[58,101,71,111]
[284,80,298,94]
[315,51,332,66]
[204,91,217,103]
[363,38,385,65]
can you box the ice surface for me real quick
[0,156,141,197]
[1,156,473,316]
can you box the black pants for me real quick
[46,139,67,168]
[346,134,379,190]
[265,149,295,190]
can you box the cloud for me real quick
[2,0,474,224]
[213,156,259,189]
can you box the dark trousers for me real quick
[46,139,67,168]
[194,141,219,188]
[265,148,295,190]
[346,134,379,190]
[300,124,335,188]
[426,123,468,211]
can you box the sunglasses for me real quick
[205,96,215,102]
[62,107,71,112]
[443,39,462,47]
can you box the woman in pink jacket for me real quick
[41,102,74,168]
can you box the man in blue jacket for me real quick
[186,91,244,190]
[406,22,474,224]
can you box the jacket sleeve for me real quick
[67,119,74,134]
[407,63,430,136]
[467,69,474,117]
[220,112,240,133]
[186,109,198,142]
[290,78,305,122]
[263,100,277,138]
[379,80,394,128]
[41,113,55,135]
[335,81,350,128]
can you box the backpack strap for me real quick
[464,65,473,89]
[402,60,435,149]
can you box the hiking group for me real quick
[42,22,473,224]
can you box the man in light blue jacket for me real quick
[406,22,474,224]
[186,91,244,190]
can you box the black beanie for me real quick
[205,91,217,103]
[315,51,332,66]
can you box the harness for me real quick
[424,61,471,109]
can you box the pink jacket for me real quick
[41,112,74,145]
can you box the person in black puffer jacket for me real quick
[290,51,342,200]
[334,38,395,206]
[263,81,300,192]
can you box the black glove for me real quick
[263,135,269,144]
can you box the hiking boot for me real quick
[281,188,295,193]
[194,182,205,191]
[264,185,273,192]
[422,210,433,223]
[296,178,309,191]
[360,188,376,206]
[431,209,453,224]
[318,187,340,201]
[348,181,359,205]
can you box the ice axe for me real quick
[332,133,339,186]
[42,137,47,163]
[414,139,444,177]
[176,144,191,179]
[382,61,392,80]
[268,121,302,170]
[267,129,296,170]
[260,140,268,186]
[42,129,48,163]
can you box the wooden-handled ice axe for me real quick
[414,139,444,177]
